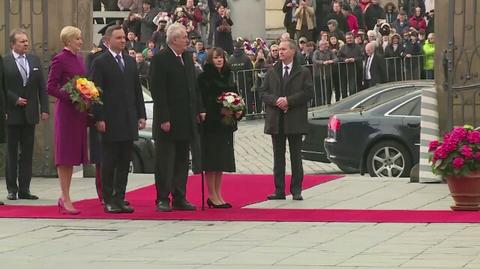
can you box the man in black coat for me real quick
[149,23,205,212]
[364,42,386,88]
[3,29,49,201]
[260,39,313,201]
[364,0,386,30]
[0,54,7,205]
[91,25,147,213]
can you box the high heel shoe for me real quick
[206,198,231,209]
[58,198,81,215]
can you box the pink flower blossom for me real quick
[434,146,448,160]
[467,130,480,144]
[428,140,440,152]
[475,152,480,160]
[461,145,474,159]
[452,157,465,169]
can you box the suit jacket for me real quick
[0,55,7,142]
[260,61,313,135]
[3,53,49,125]
[90,51,146,142]
[149,48,204,141]
[282,0,295,27]
[365,53,387,86]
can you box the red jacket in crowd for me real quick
[408,16,427,31]
[346,14,359,36]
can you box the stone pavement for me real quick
[0,119,479,269]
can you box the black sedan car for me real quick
[324,90,423,177]
[302,80,432,173]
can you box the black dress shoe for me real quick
[104,203,123,213]
[0,201,4,205]
[172,200,196,211]
[18,193,39,200]
[267,193,286,200]
[292,194,304,201]
[156,200,172,212]
[7,193,17,200]
[119,204,134,213]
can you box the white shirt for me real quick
[12,50,30,79]
[365,54,374,80]
[169,46,184,65]
[282,62,293,77]
[108,48,124,67]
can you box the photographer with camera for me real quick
[283,0,299,41]
[294,0,315,42]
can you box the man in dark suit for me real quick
[150,23,205,212]
[0,54,7,206]
[260,38,313,201]
[3,29,49,201]
[364,42,387,88]
[91,25,147,213]
[86,23,117,205]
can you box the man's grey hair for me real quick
[9,28,28,44]
[280,38,297,51]
[318,40,329,46]
[166,23,186,45]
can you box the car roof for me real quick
[308,80,433,116]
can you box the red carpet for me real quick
[2,174,480,223]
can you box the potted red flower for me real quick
[429,125,480,211]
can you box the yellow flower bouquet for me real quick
[63,76,102,112]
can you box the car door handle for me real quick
[407,123,420,128]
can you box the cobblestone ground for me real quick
[234,119,340,175]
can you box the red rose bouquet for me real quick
[216,91,245,126]
[429,125,480,176]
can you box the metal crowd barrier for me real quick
[230,55,426,113]
[142,55,426,117]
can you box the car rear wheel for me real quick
[366,140,412,178]
[130,152,143,173]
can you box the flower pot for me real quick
[446,171,480,211]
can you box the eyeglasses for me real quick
[271,50,278,52]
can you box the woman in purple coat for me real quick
[47,26,88,214]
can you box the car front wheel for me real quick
[366,140,412,178]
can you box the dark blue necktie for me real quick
[115,54,125,72]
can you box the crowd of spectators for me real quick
[93,0,436,109]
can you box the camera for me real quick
[379,23,391,36]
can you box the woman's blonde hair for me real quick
[60,26,81,46]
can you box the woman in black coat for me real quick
[198,47,243,208]
[214,4,234,55]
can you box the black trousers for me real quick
[101,140,133,204]
[285,21,297,40]
[5,124,35,194]
[154,139,190,203]
[272,134,304,196]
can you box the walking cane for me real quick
[201,171,205,211]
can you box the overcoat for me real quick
[260,60,313,135]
